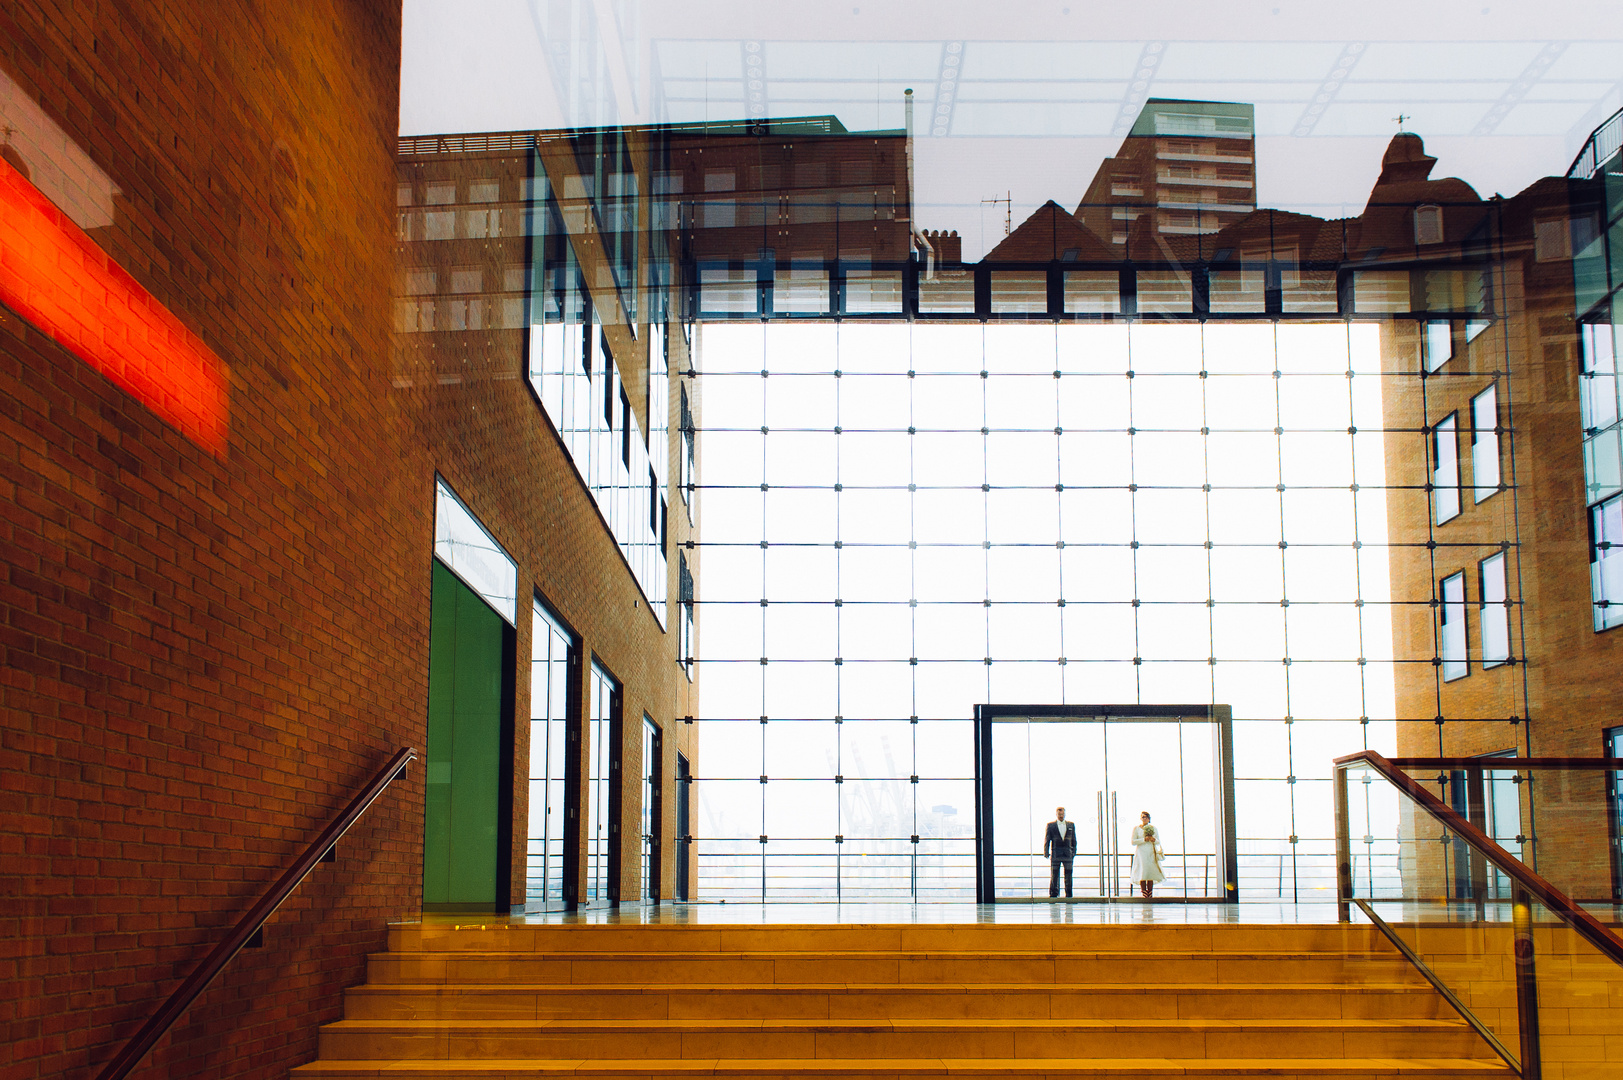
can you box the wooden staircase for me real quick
[290,920,1510,1078]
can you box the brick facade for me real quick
[0,3,695,1079]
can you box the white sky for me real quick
[401,0,1623,259]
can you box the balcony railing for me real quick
[1334,751,1623,1079]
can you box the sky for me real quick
[399,0,1623,258]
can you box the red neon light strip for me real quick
[0,155,228,454]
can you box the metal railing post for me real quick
[1512,886,1542,1079]
[1096,789,1104,897]
[1334,763,1352,923]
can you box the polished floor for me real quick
[412,899,1349,928]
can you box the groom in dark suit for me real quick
[1044,806,1078,898]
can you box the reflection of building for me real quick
[1076,99,1257,247]
[394,125,701,913]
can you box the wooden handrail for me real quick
[1333,749,1623,969]
[92,745,417,1080]
[1378,757,1623,769]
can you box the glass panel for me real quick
[1592,495,1623,631]
[527,601,574,910]
[1471,384,1500,502]
[844,269,903,313]
[1353,270,1410,313]
[773,267,830,314]
[990,271,1048,313]
[1343,759,1623,1075]
[1424,320,1453,372]
[918,274,976,314]
[1208,268,1265,313]
[1136,269,1193,313]
[434,477,518,624]
[1063,270,1120,314]
[1480,553,1510,668]
[1440,571,1468,682]
[1434,413,1461,524]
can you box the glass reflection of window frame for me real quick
[1439,571,1468,682]
[1478,551,1510,668]
[1433,412,1461,525]
[1470,384,1500,503]
[1424,319,1453,372]
[1591,493,1623,632]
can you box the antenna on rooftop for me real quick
[982,190,1012,236]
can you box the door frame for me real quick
[973,704,1238,904]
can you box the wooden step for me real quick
[311,1016,1490,1061]
[365,950,1418,987]
[388,924,1392,955]
[341,981,1454,1021]
[294,922,1510,1080]
[289,1055,1511,1079]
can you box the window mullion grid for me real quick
[1055,323,1067,704]
[1199,323,1216,714]
[908,328,919,898]
[834,329,844,899]
[1419,334,1444,752]
[981,326,991,706]
[1127,322,1142,704]
[1346,321,1371,750]
[1271,320,1299,903]
[1493,268,1532,750]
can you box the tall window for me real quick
[679,551,695,679]
[1479,552,1510,668]
[1424,320,1453,372]
[680,383,697,519]
[1440,571,1468,682]
[1471,385,1500,503]
[642,715,661,902]
[527,601,574,910]
[1433,412,1461,524]
[1583,318,1623,630]
[586,662,618,906]
[1592,494,1623,631]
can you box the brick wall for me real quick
[0,3,415,1078]
[0,4,702,1075]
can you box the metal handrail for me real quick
[1333,749,1623,968]
[1351,897,1521,1074]
[92,745,417,1080]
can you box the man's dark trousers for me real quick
[1049,857,1073,898]
[1044,819,1077,897]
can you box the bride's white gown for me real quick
[1129,825,1165,883]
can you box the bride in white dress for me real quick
[1130,811,1164,899]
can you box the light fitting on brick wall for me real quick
[0,155,229,454]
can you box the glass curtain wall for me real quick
[527,600,574,910]
[690,318,1522,902]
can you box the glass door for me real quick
[977,706,1236,902]
[990,718,1105,898]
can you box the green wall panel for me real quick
[425,559,510,909]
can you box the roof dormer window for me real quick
[1415,204,1444,245]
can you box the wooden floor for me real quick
[287,918,1513,1079]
